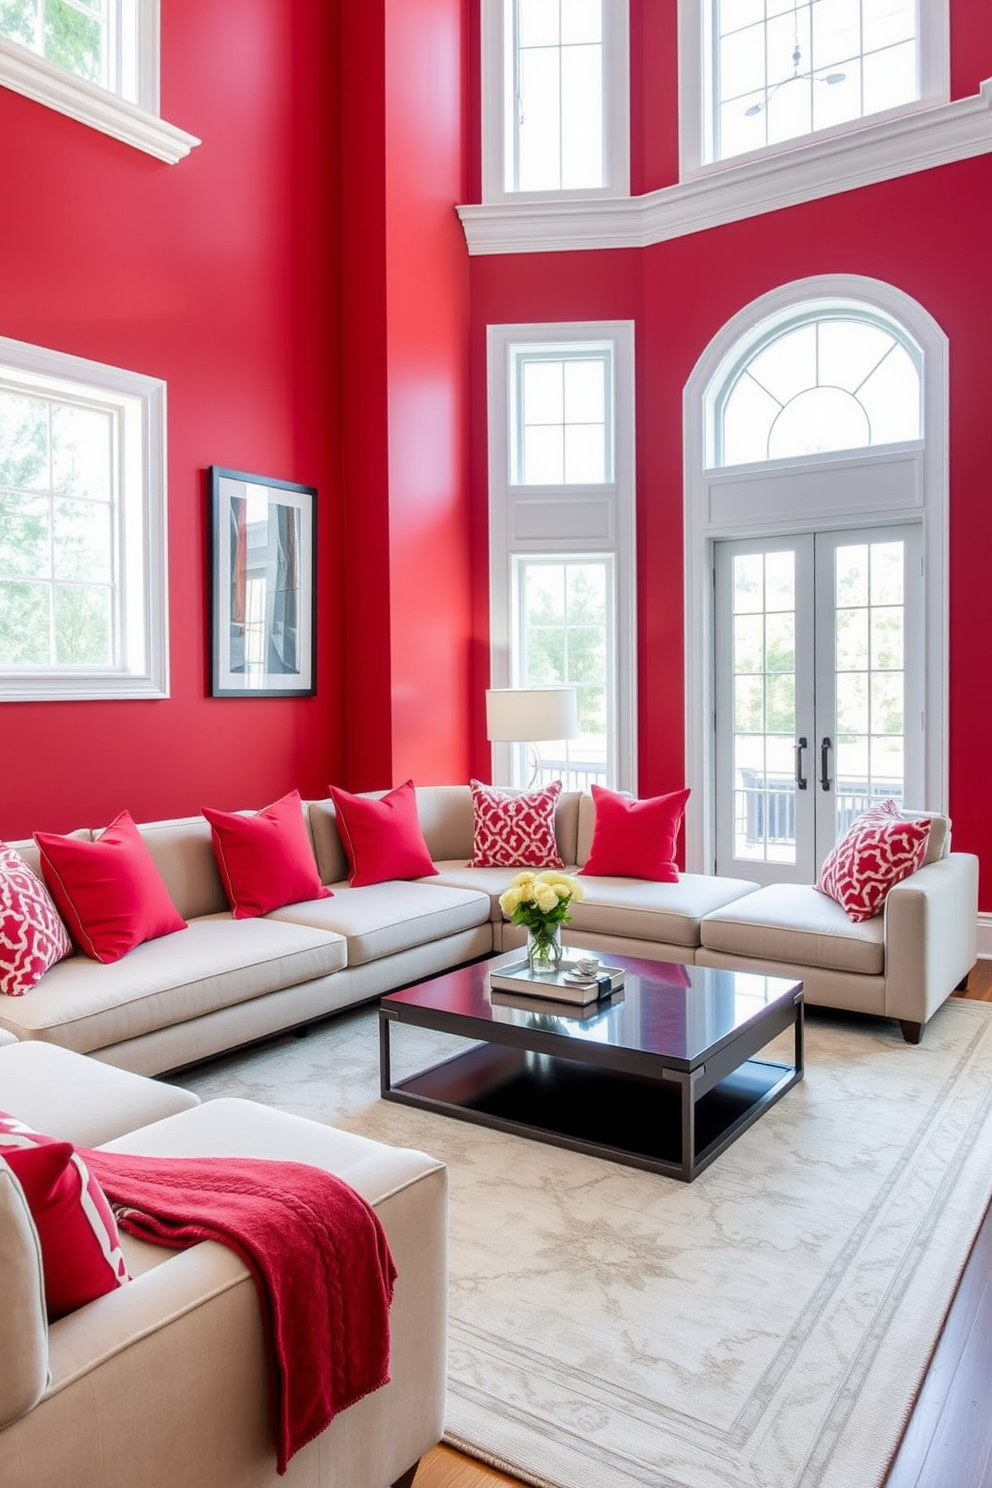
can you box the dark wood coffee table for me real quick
[379,953,803,1181]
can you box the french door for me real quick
[714,524,923,885]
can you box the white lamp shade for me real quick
[485,687,578,742]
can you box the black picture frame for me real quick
[208,466,317,698]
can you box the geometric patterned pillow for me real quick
[816,801,931,923]
[0,1114,130,1319]
[467,779,564,869]
[0,844,72,997]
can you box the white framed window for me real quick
[488,322,636,791]
[0,0,199,163]
[0,336,169,701]
[680,0,948,174]
[481,0,629,202]
[709,309,923,466]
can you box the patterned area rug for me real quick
[177,996,992,1488]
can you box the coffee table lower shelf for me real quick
[381,1039,798,1181]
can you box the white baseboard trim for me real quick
[974,915,992,960]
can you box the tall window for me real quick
[0,337,168,700]
[682,0,947,171]
[481,0,629,202]
[488,323,635,791]
[513,555,614,788]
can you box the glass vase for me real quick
[526,922,563,975]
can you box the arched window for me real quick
[712,311,922,467]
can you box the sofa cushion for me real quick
[0,1157,49,1428]
[1,844,72,997]
[1,1134,130,1318]
[271,880,491,967]
[700,883,885,975]
[467,780,564,868]
[817,802,931,923]
[579,785,690,882]
[329,781,437,887]
[0,1041,200,1147]
[35,812,187,965]
[566,873,759,950]
[428,863,551,921]
[203,791,331,919]
[0,918,347,1055]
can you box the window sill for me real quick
[1,674,170,703]
[458,80,992,255]
[0,40,199,164]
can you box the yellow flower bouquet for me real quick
[498,870,584,973]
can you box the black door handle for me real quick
[820,737,832,792]
[795,737,808,790]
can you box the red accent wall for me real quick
[340,0,473,791]
[0,0,342,838]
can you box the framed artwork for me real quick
[209,467,317,697]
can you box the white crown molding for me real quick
[0,39,199,164]
[458,79,992,255]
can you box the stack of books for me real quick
[488,958,625,1006]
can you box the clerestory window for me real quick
[481,0,629,202]
[0,0,198,162]
[682,0,948,173]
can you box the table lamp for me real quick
[485,687,579,787]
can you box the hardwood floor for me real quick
[411,961,992,1488]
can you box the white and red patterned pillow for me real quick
[467,779,565,868]
[0,1112,130,1319]
[0,844,72,997]
[817,801,931,923]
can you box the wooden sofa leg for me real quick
[391,1464,420,1488]
[899,1019,923,1045]
[955,971,970,992]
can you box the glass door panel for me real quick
[813,526,921,854]
[716,524,921,885]
[715,536,815,884]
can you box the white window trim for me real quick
[0,9,199,166]
[458,76,992,255]
[480,0,630,204]
[0,336,170,701]
[487,320,637,791]
[678,0,950,178]
[681,276,948,876]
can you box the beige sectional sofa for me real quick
[0,1031,447,1488]
[0,788,978,1068]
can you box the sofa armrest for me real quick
[883,853,979,1027]
[1,1241,277,1488]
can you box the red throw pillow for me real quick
[34,811,187,965]
[467,780,564,868]
[580,785,691,881]
[0,1114,129,1319]
[1,844,72,996]
[328,780,437,888]
[202,790,331,920]
[817,800,931,922]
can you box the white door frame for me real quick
[682,275,949,875]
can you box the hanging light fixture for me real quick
[744,0,846,117]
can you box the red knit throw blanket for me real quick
[83,1148,397,1475]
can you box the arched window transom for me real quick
[712,310,922,467]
